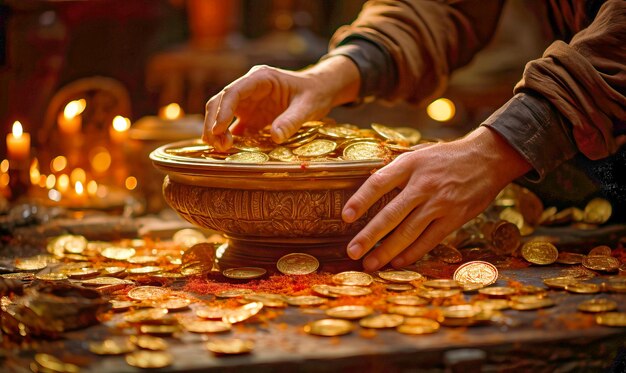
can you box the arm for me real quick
[326,0,505,104]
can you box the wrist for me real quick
[305,55,361,107]
[463,127,532,185]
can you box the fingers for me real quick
[346,190,423,260]
[270,96,314,143]
[361,206,433,271]
[342,161,408,224]
[390,219,450,268]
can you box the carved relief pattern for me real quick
[164,177,398,238]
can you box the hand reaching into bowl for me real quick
[203,56,360,152]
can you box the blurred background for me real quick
[1,0,563,212]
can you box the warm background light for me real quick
[90,148,112,173]
[0,173,10,187]
[159,103,183,120]
[57,174,70,192]
[70,168,86,184]
[125,176,138,191]
[87,180,98,196]
[75,181,84,195]
[51,156,68,172]
[46,174,56,189]
[30,159,40,184]
[426,98,456,122]
[1,159,9,173]
[112,115,131,132]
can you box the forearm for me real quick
[306,55,361,107]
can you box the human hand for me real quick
[342,126,532,271]
[203,56,360,151]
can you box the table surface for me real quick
[2,215,626,372]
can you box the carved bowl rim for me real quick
[150,139,386,175]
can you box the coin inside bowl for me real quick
[151,139,401,271]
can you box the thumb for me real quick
[270,97,314,143]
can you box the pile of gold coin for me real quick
[166,121,424,163]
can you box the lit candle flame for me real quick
[75,181,84,195]
[64,99,86,119]
[12,121,23,139]
[112,115,131,132]
[30,158,40,185]
[160,103,183,120]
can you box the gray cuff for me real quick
[323,37,397,103]
[482,92,578,182]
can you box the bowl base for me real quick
[218,238,362,273]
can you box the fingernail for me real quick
[363,257,379,271]
[392,258,404,268]
[343,208,355,222]
[347,243,361,259]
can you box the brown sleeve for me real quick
[329,0,505,105]
[514,0,626,161]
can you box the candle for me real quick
[110,115,131,142]
[6,121,31,162]
[58,99,86,134]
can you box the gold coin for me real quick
[378,270,423,283]
[304,319,353,336]
[184,320,232,333]
[232,136,274,152]
[332,271,373,286]
[1,272,33,281]
[461,283,486,292]
[385,143,413,153]
[538,206,558,225]
[222,302,264,324]
[589,245,612,256]
[216,289,253,298]
[327,285,372,297]
[139,324,179,335]
[319,125,360,138]
[491,220,521,255]
[422,279,460,289]
[158,297,192,311]
[89,338,135,355]
[100,246,136,261]
[126,255,159,264]
[128,286,169,301]
[474,299,510,311]
[595,312,626,327]
[584,198,612,224]
[129,335,168,351]
[285,295,328,307]
[453,261,498,286]
[325,305,373,319]
[166,143,212,155]
[343,142,385,160]
[34,273,68,281]
[371,123,408,142]
[268,146,297,162]
[110,300,135,311]
[395,127,422,144]
[521,241,559,265]
[359,314,404,329]
[80,277,133,287]
[564,282,600,294]
[63,267,100,279]
[102,266,126,277]
[128,266,163,274]
[277,253,320,275]
[125,350,172,369]
[206,339,254,355]
[606,277,626,293]
[397,318,439,335]
[442,305,480,319]
[556,252,585,265]
[225,151,270,163]
[124,308,169,323]
[578,298,618,313]
[582,255,620,272]
[293,139,337,157]
[415,288,461,299]
[509,297,554,310]
[430,244,463,264]
[47,234,88,257]
[243,293,287,308]
[478,286,516,297]
[543,276,578,289]
[15,255,52,271]
[386,295,429,306]
[387,305,430,317]
[222,267,267,280]
[173,228,206,248]
[197,307,229,319]
[34,353,80,373]
[283,133,319,148]
[310,284,339,298]
[386,283,415,292]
